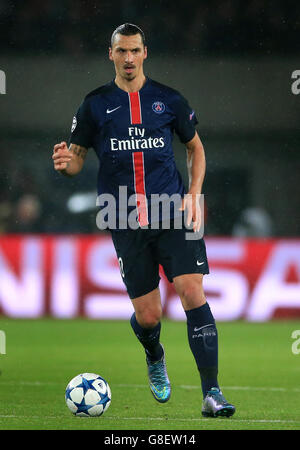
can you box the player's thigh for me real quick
[155,226,209,282]
[131,287,163,328]
[110,229,160,300]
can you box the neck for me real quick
[115,73,146,93]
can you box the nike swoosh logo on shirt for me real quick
[197,260,205,266]
[106,106,122,114]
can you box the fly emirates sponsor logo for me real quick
[110,127,165,151]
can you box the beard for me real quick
[124,72,136,81]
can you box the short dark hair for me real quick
[111,23,146,47]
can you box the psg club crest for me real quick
[152,101,165,114]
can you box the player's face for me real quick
[109,33,147,81]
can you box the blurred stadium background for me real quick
[0,0,300,322]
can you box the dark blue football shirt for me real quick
[69,77,198,228]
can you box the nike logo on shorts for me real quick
[197,260,204,266]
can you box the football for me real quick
[65,372,111,417]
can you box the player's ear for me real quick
[143,46,148,60]
[109,47,113,61]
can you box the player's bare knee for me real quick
[136,310,162,329]
[177,282,206,309]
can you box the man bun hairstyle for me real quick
[111,23,146,47]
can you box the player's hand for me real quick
[179,191,202,232]
[52,141,72,171]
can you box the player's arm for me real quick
[52,141,88,176]
[181,131,206,232]
[186,131,206,195]
[172,92,205,231]
[53,95,95,176]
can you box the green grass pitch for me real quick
[0,318,299,430]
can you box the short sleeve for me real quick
[172,94,198,144]
[68,98,96,149]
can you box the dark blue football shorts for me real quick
[110,220,209,299]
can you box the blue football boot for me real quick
[202,387,235,417]
[146,345,171,403]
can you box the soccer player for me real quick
[52,23,235,418]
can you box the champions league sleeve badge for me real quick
[71,116,77,132]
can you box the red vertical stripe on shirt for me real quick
[128,92,142,124]
[132,152,148,227]
[129,91,147,226]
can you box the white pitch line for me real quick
[1,381,299,393]
[101,417,300,424]
[65,382,300,393]
[0,414,299,425]
[179,385,300,393]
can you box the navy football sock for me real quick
[130,313,163,362]
[185,303,219,398]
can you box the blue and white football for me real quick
[65,372,111,417]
